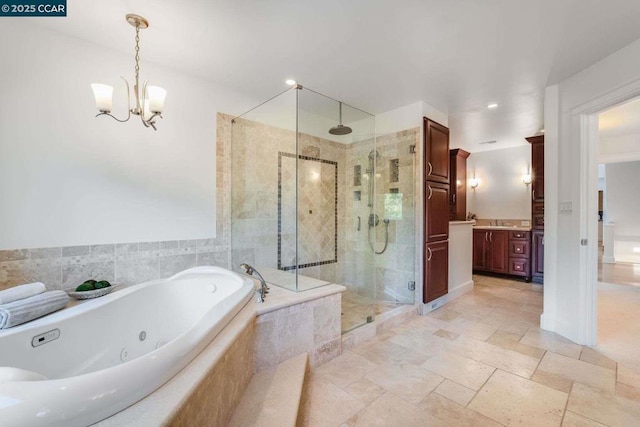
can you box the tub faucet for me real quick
[239,263,269,303]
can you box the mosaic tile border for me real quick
[277,151,338,271]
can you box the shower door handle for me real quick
[427,247,432,261]
[428,186,433,200]
[356,216,361,231]
[427,162,433,177]
[453,194,456,204]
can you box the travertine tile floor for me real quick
[300,275,640,426]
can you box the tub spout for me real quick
[239,263,269,303]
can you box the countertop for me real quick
[473,225,532,231]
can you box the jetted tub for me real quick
[0,266,255,427]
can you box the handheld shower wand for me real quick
[240,263,270,302]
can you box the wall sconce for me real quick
[522,174,532,185]
[469,178,479,189]
[91,14,166,131]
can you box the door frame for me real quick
[574,78,640,345]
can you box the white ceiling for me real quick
[30,0,640,152]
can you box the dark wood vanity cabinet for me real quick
[508,231,531,280]
[449,149,470,221]
[473,229,508,274]
[423,117,450,304]
[526,135,544,284]
[474,229,531,280]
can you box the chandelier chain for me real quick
[134,24,140,87]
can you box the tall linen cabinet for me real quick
[423,118,450,303]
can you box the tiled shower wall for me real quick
[231,117,346,283]
[344,128,419,303]
[231,115,418,301]
[0,113,233,291]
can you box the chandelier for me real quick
[91,14,166,131]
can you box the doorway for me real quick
[591,100,640,370]
[572,93,640,358]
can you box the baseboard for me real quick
[602,256,616,264]
[539,312,554,331]
[420,280,474,314]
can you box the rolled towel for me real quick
[0,290,70,329]
[0,282,46,305]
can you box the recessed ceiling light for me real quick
[479,140,497,145]
[285,79,297,86]
[487,103,498,109]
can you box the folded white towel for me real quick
[0,291,70,329]
[0,282,46,305]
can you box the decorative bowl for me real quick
[66,286,113,300]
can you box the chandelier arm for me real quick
[94,112,131,123]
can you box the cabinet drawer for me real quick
[509,231,530,240]
[509,240,530,258]
[509,258,530,276]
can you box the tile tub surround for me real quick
[298,274,640,426]
[253,284,345,371]
[0,239,229,291]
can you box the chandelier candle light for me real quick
[91,14,166,131]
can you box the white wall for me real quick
[605,161,640,263]
[600,133,640,163]
[544,36,640,344]
[0,21,256,250]
[466,146,531,220]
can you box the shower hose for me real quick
[368,218,390,254]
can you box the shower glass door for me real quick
[296,88,377,332]
[373,129,418,308]
[231,89,299,291]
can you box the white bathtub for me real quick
[0,266,255,427]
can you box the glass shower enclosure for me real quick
[231,85,415,333]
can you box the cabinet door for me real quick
[425,181,449,242]
[531,141,544,202]
[424,118,450,184]
[488,230,508,273]
[532,231,544,281]
[473,230,489,270]
[449,149,469,221]
[424,240,449,303]
[449,151,458,220]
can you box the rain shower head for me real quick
[329,124,352,135]
[368,150,379,160]
[329,101,352,135]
